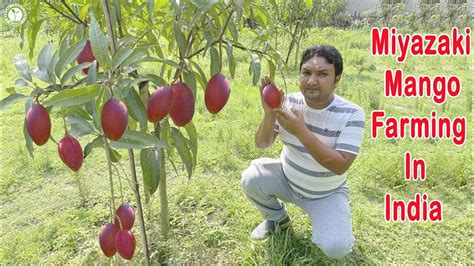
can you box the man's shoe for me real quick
[251,216,291,240]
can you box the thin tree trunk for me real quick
[158,152,169,240]
[153,123,169,240]
[294,27,305,69]
[101,0,150,264]
[285,20,301,65]
[128,149,151,265]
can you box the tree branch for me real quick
[113,0,125,37]
[186,9,235,60]
[43,1,80,24]
[60,0,87,26]
[100,0,117,54]
[227,40,264,55]
[218,9,234,41]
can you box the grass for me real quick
[0,27,472,264]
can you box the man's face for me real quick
[299,56,340,108]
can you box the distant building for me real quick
[345,0,473,18]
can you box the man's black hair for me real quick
[299,45,343,77]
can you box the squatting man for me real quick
[241,45,365,259]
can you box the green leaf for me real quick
[24,98,33,114]
[15,78,28,87]
[112,84,124,100]
[189,0,218,30]
[208,5,222,29]
[268,58,276,81]
[37,43,52,70]
[146,0,154,21]
[210,47,220,77]
[141,148,160,195]
[89,14,110,68]
[249,3,270,30]
[120,50,146,68]
[58,37,69,58]
[91,88,105,130]
[133,2,146,17]
[128,116,138,131]
[66,105,92,120]
[225,43,236,78]
[146,74,169,87]
[55,39,87,78]
[0,94,27,111]
[28,18,45,60]
[190,60,207,83]
[125,130,168,147]
[109,147,122,162]
[23,119,34,158]
[171,0,180,17]
[183,122,197,171]
[304,0,313,8]
[161,118,171,143]
[14,54,29,73]
[227,20,239,42]
[26,0,40,59]
[193,71,205,92]
[183,68,196,99]
[109,5,118,31]
[13,54,32,82]
[43,84,101,108]
[189,0,206,8]
[6,87,17,94]
[156,0,167,9]
[269,0,279,16]
[250,53,261,85]
[110,138,152,150]
[48,50,59,85]
[236,0,244,23]
[84,136,103,158]
[117,36,137,49]
[124,77,148,93]
[123,87,147,128]
[61,62,93,86]
[251,2,274,29]
[76,21,85,38]
[170,127,193,179]
[190,60,207,90]
[32,67,50,83]
[110,130,169,150]
[173,22,187,58]
[145,57,180,69]
[66,115,95,137]
[86,61,97,85]
[112,46,133,69]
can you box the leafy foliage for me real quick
[4,0,287,197]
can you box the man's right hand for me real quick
[259,76,284,117]
[255,76,283,149]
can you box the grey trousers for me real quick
[241,158,355,259]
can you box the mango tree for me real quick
[263,0,316,67]
[0,0,294,263]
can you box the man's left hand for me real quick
[275,108,307,137]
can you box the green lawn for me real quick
[0,28,472,264]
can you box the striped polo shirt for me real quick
[275,92,365,199]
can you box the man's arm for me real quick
[255,114,278,149]
[276,108,357,175]
[297,129,356,175]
